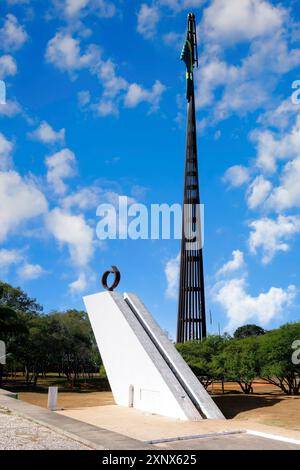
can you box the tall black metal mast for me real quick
[177,13,207,343]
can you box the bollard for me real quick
[47,386,58,411]
[128,384,134,408]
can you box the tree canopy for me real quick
[234,324,265,339]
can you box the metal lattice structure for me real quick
[177,13,207,343]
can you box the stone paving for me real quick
[0,408,91,450]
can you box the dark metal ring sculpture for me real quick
[101,266,121,291]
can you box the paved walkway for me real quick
[156,433,300,450]
[57,404,300,446]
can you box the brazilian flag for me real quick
[181,39,193,102]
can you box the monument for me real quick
[177,13,207,343]
[84,14,224,422]
[84,268,224,421]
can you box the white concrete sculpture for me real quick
[84,291,225,421]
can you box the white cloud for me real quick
[249,215,300,263]
[18,263,45,280]
[0,133,13,170]
[45,32,101,73]
[92,59,128,116]
[124,80,166,112]
[247,175,272,209]
[69,272,87,294]
[265,157,300,211]
[202,0,285,44]
[0,99,22,117]
[217,250,245,277]
[46,31,166,116]
[96,59,128,99]
[29,121,65,145]
[62,186,101,210]
[137,4,160,39]
[251,115,300,173]
[223,165,250,187]
[0,249,22,269]
[77,90,91,107]
[0,55,17,79]
[46,208,94,267]
[46,148,76,195]
[53,0,116,19]
[165,253,180,299]
[61,0,89,17]
[196,1,300,122]
[0,14,28,52]
[213,277,296,331]
[0,171,48,242]
[258,98,299,130]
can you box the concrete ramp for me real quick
[83,291,224,421]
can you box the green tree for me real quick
[234,324,265,339]
[217,337,260,394]
[176,336,227,388]
[0,293,29,386]
[259,322,300,395]
[0,282,42,316]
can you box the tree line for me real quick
[0,281,101,388]
[177,322,300,395]
[1,280,299,395]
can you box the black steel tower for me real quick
[177,13,207,343]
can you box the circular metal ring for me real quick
[101,266,121,291]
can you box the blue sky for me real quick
[0,0,300,338]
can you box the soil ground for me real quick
[3,376,300,432]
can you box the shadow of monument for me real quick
[212,394,283,419]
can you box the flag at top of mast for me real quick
[180,13,199,102]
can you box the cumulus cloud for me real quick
[217,250,245,277]
[52,0,116,19]
[223,165,250,187]
[247,175,272,209]
[248,215,300,263]
[46,148,76,195]
[28,121,65,145]
[124,80,166,112]
[251,115,300,174]
[202,0,285,44]
[46,208,94,267]
[62,186,101,210]
[196,0,300,122]
[164,253,180,299]
[0,133,13,171]
[68,272,87,294]
[213,247,297,330]
[0,99,22,117]
[0,171,48,242]
[0,249,22,269]
[46,30,166,116]
[213,277,296,331]
[45,32,101,73]
[77,90,91,107]
[18,263,45,280]
[265,157,300,211]
[0,55,17,79]
[137,4,160,39]
[258,98,299,130]
[0,14,28,52]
